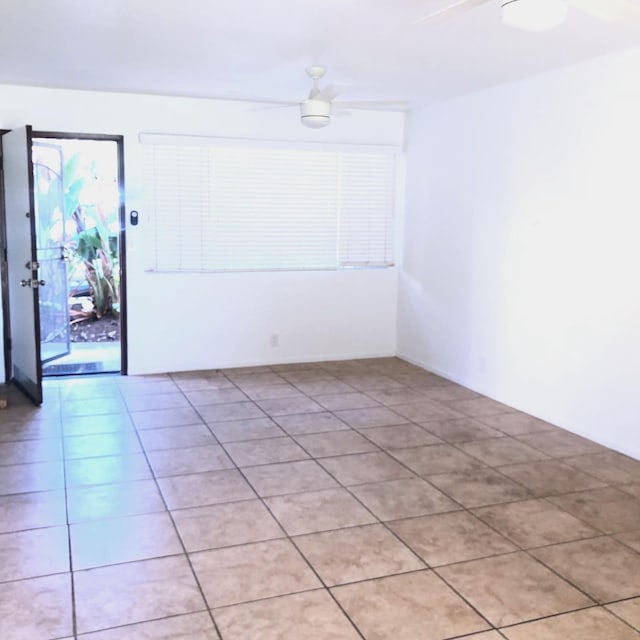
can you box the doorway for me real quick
[32,134,127,376]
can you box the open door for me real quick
[2,126,43,404]
[33,141,71,365]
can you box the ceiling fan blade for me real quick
[569,0,640,21]
[249,102,298,111]
[334,100,410,110]
[415,0,492,25]
[317,83,350,102]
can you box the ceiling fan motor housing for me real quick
[300,98,331,128]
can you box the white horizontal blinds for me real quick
[208,147,338,271]
[142,137,395,272]
[338,152,395,267]
[144,144,212,271]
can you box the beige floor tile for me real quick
[473,498,599,548]
[243,460,338,497]
[358,424,442,449]
[478,412,557,436]
[420,384,480,402]
[256,397,325,417]
[444,397,513,418]
[563,452,640,485]
[319,451,414,485]
[265,488,376,535]
[0,460,65,495]
[0,418,61,443]
[294,523,423,585]
[463,634,504,640]
[458,438,549,467]
[137,425,218,451]
[62,398,128,417]
[621,483,640,499]
[334,406,407,428]
[243,384,304,401]
[191,538,320,608]
[0,573,72,640]
[616,530,640,552]
[67,479,166,522]
[75,555,205,634]
[419,417,503,443]
[65,454,152,487]
[426,468,532,507]
[224,437,309,466]
[344,375,405,392]
[294,430,379,457]
[393,443,487,476]
[391,400,465,423]
[131,407,203,429]
[63,432,141,460]
[549,487,640,534]
[350,477,459,521]
[213,589,361,640]
[502,607,640,639]
[274,412,350,435]
[0,437,63,465]
[0,489,67,533]
[292,379,355,395]
[184,388,248,407]
[0,525,69,581]
[607,598,640,631]
[70,512,182,570]
[438,552,593,626]
[332,570,490,640]
[517,430,607,458]
[497,460,607,497]
[80,611,220,639]
[230,372,286,387]
[158,470,255,510]
[365,387,430,406]
[531,537,640,603]
[197,401,266,423]
[125,392,191,412]
[173,499,284,552]
[147,444,233,477]
[207,417,285,442]
[312,392,379,411]
[390,511,515,566]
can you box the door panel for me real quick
[2,125,43,404]
[33,142,70,364]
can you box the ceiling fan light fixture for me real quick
[501,0,568,31]
[300,99,331,128]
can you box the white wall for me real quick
[0,85,404,376]
[399,47,640,459]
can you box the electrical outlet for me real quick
[270,334,279,348]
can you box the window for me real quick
[141,135,397,273]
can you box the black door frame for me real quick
[0,129,12,383]
[1,130,129,377]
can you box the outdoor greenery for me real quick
[63,151,120,320]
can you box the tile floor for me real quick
[1,357,640,639]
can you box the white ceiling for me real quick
[0,0,639,106]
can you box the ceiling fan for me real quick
[269,66,408,129]
[417,0,640,31]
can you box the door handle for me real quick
[19,279,46,288]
